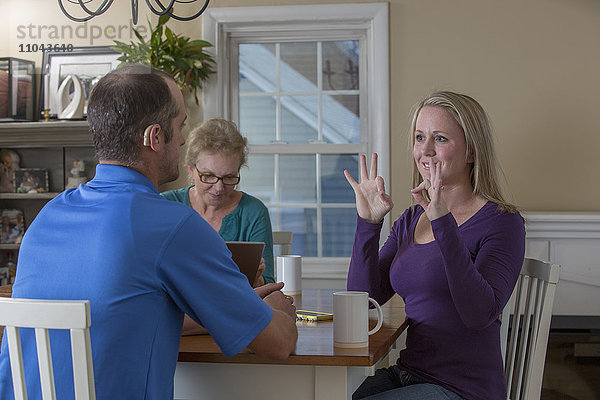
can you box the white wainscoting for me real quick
[302,213,600,323]
[524,213,600,320]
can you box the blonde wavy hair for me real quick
[409,91,517,213]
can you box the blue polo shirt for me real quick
[0,165,272,400]
[161,187,275,284]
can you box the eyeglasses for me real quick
[194,165,240,186]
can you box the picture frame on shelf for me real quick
[0,149,21,193]
[0,57,35,122]
[1,208,24,244]
[38,46,120,120]
[13,168,49,193]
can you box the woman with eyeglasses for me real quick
[162,118,274,288]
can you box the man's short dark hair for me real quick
[87,64,180,166]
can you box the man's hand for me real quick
[263,289,296,320]
[255,282,284,298]
[248,284,298,360]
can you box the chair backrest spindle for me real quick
[272,231,293,256]
[0,298,96,400]
[500,258,560,400]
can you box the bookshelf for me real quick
[0,121,95,262]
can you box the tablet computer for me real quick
[226,241,265,285]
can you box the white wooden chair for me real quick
[272,231,293,256]
[0,298,96,400]
[500,258,560,400]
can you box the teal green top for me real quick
[161,187,274,284]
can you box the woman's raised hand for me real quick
[410,161,449,221]
[344,153,393,223]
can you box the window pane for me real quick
[322,95,359,143]
[239,155,275,203]
[280,155,316,203]
[322,208,357,257]
[281,95,318,144]
[321,155,357,204]
[278,208,317,257]
[239,43,276,93]
[322,40,359,91]
[234,35,368,260]
[239,96,276,144]
[280,42,317,92]
[239,77,262,94]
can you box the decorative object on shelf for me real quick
[0,260,8,285]
[4,251,16,284]
[0,149,20,193]
[43,62,51,122]
[13,168,49,194]
[1,209,24,245]
[56,75,85,120]
[66,160,87,189]
[39,46,120,120]
[112,12,215,104]
[58,0,210,24]
[0,58,35,122]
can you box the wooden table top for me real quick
[178,289,408,367]
[0,284,12,298]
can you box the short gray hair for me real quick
[184,118,248,169]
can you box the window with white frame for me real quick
[202,4,389,272]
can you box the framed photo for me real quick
[38,46,120,120]
[1,208,25,244]
[0,149,21,193]
[0,57,35,122]
[13,168,49,193]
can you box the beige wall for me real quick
[2,0,156,66]
[5,0,600,214]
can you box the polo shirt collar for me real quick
[88,164,158,194]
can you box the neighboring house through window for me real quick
[202,3,389,281]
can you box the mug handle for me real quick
[368,297,384,335]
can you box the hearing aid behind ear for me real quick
[143,124,161,146]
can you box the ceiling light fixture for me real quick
[57,0,210,25]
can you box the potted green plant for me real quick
[112,13,215,104]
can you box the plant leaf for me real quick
[112,10,215,91]
[133,28,146,43]
[158,12,170,26]
[165,27,174,44]
[186,40,213,48]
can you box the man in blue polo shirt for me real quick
[0,65,297,400]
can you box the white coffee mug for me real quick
[276,255,302,295]
[333,291,383,348]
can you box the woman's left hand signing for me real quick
[410,161,449,221]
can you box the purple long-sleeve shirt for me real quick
[347,202,525,400]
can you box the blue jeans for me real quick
[352,365,465,400]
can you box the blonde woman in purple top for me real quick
[345,92,525,400]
